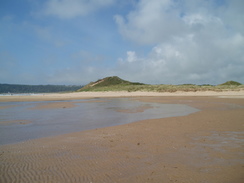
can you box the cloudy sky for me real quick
[0,0,243,85]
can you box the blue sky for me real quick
[0,0,244,85]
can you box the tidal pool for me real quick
[0,98,199,145]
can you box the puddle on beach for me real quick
[0,98,199,145]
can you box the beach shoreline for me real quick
[0,90,244,102]
[0,93,244,182]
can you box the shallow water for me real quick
[0,98,199,145]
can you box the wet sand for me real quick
[0,98,198,145]
[0,120,32,126]
[0,94,244,183]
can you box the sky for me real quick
[0,0,244,85]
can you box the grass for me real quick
[78,84,244,93]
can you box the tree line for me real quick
[0,84,83,93]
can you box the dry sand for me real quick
[1,90,244,102]
[0,92,244,183]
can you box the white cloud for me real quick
[114,0,244,84]
[183,13,223,27]
[43,0,115,19]
[117,33,244,84]
[126,51,137,63]
[114,0,187,45]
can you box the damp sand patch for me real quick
[0,120,32,126]
[29,100,106,110]
[29,101,78,109]
[0,105,18,109]
[108,104,153,113]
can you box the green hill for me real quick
[219,81,242,86]
[77,76,144,91]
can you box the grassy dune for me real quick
[77,76,244,93]
[79,84,244,92]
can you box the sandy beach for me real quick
[0,91,244,182]
[1,90,244,102]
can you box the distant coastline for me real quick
[0,84,83,94]
[0,93,45,97]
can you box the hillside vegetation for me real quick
[77,76,243,92]
[78,76,144,92]
[0,84,82,94]
[219,80,242,86]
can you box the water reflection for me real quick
[0,98,199,145]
